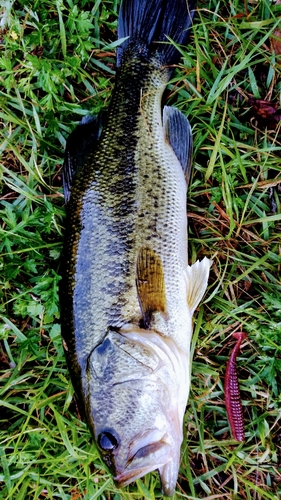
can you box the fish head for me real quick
[84,327,189,495]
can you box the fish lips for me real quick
[112,429,178,494]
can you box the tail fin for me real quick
[117,0,196,67]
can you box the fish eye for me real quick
[98,431,119,451]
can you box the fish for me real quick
[60,0,211,495]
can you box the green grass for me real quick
[1,0,281,498]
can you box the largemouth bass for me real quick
[60,0,211,495]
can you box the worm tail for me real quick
[224,332,247,441]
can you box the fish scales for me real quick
[60,0,211,495]
[63,55,188,360]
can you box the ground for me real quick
[0,0,281,499]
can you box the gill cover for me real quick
[86,328,187,493]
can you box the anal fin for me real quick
[136,247,167,329]
[163,106,193,185]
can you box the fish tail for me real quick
[117,0,196,67]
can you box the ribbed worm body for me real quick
[224,332,247,441]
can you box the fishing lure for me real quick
[224,331,247,441]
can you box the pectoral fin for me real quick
[185,257,212,315]
[136,247,167,329]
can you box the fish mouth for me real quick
[158,460,180,496]
[113,431,174,488]
[115,464,161,488]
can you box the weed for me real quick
[0,0,281,498]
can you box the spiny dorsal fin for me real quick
[136,246,167,329]
[163,105,193,185]
[185,257,212,315]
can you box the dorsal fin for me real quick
[163,106,193,185]
[62,114,102,203]
[136,246,167,329]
